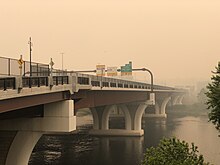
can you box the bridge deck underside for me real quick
[0,91,70,114]
[72,90,150,109]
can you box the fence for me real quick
[0,56,49,76]
[0,56,176,91]
[22,77,49,88]
[0,77,15,90]
[0,76,70,90]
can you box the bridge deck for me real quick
[0,73,186,115]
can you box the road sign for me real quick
[18,57,24,66]
[121,61,132,76]
[18,55,24,76]
[107,67,117,76]
[50,58,54,67]
[96,65,105,76]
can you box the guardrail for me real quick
[0,56,176,91]
[76,73,175,90]
[0,76,69,91]
[53,76,69,85]
[0,77,16,90]
[0,73,175,91]
[0,56,49,76]
[22,77,49,88]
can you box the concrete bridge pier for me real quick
[144,96,171,118]
[158,96,171,117]
[172,94,185,105]
[5,131,42,165]
[172,95,180,105]
[0,100,76,165]
[175,95,184,105]
[90,99,154,137]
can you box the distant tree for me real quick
[197,88,208,105]
[141,137,209,165]
[206,62,220,131]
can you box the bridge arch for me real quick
[91,105,132,131]
[91,108,99,130]
[89,103,148,136]
[134,102,148,130]
[160,97,171,115]
[155,102,160,114]
[176,95,184,105]
[6,131,42,165]
[119,105,132,130]
[144,96,171,118]
[172,95,180,105]
[102,105,115,130]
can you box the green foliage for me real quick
[206,62,220,131]
[141,137,209,165]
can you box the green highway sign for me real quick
[121,61,132,76]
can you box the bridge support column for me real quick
[176,95,184,105]
[0,100,76,165]
[160,97,171,116]
[5,131,42,165]
[90,99,153,136]
[172,95,180,105]
[144,96,171,118]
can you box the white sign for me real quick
[107,67,117,76]
[96,65,105,76]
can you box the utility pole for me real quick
[28,37,33,77]
[60,52,64,71]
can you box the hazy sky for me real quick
[0,0,219,85]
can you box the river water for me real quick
[29,105,220,165]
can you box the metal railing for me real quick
[53,76,69,86]
[0,56,49,76]
[0,77,16,90]
[0,70,176,91]
[22,77,48,88]
[0,76,69,91]
[79,74,175,90]
[77,77,90,85]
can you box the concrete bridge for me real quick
[0,71,186,165]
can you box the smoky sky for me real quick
[0,0,219,85]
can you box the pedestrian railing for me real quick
[53,76,69,86]
[0,56,49,76]
[0,71,175,91]
[76,73,175,90]
[22,77,48,88]
[0,77,16,90]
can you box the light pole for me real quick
[132,68,154,92]
[100,69,104,89]
[60,52,64,76]
[142,68,153,92]
[28,37,33,77]
[132,68,155,105]
[60,52,64,71]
